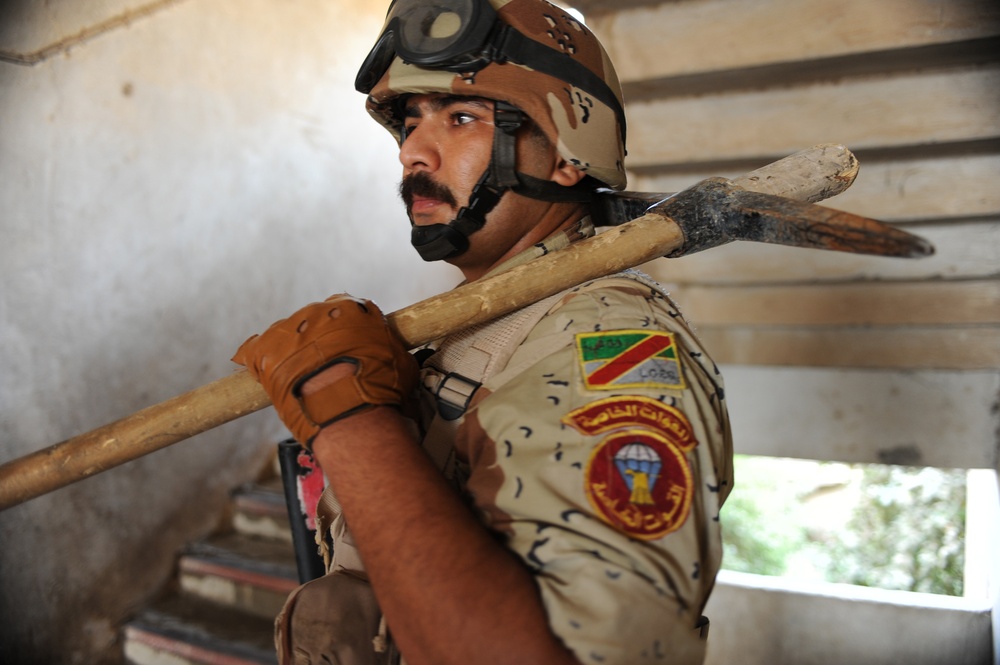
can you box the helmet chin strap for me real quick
[410,102,593,262]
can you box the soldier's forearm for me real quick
[311,407,581,665]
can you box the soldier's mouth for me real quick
[400,172,458,213]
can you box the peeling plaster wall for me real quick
[0,1,455,662]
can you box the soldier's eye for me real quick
[452,112,477,125]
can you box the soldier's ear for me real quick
[549,158,587,187]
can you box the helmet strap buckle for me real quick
[487,101,523,189]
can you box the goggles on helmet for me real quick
[355,0,626,141]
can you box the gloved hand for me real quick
[232,294,419,448]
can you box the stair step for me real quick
[178,533,298,619]
[124,595,277,665]
[232,480,292,543]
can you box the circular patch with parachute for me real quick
[584,428,694,540]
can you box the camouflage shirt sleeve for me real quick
[454,277,733,665]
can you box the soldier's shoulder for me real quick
[539,272,681,328]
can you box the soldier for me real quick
[233,1,733,663]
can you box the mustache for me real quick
[399,172,458,211]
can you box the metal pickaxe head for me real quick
[649,177,935,259]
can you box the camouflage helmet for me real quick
[357,0,627,190]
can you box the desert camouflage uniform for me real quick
[276,220,732,665]
[419,218,732,664]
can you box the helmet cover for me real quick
[364,0,627,190]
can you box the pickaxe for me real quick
[0,144,933,511]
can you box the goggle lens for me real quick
[356,30,398,94]
[355,0,489,93]
[398,5,466,56]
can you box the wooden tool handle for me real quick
[0,144,859,510]
[394,143,859,343]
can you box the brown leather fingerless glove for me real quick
[232,294,419,448]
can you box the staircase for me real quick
[123,472,299,665]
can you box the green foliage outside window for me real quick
[721,455,966,596]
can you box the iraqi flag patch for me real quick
[575,330,685,391]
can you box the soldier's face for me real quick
[398,93,567,272]
[399,94,504,227]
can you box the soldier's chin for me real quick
[408,209,453,227]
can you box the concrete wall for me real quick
[0,1,456,662]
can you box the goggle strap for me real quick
[499,28,627,143]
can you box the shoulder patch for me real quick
[565,397,699,540]
[575,330,685,391]
[585,429,694,540]
[562,396,697,448]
